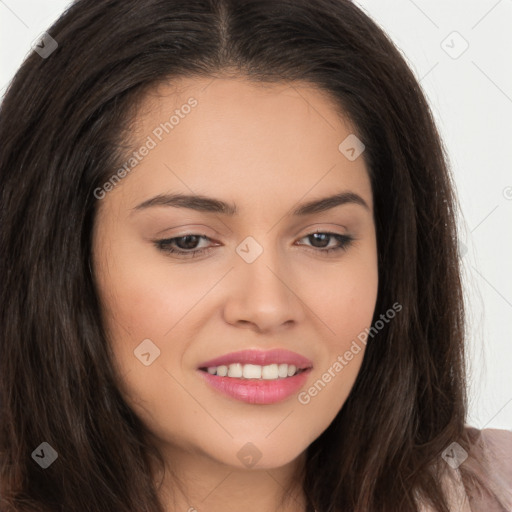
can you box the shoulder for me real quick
[418,425,512,512]
[459,425,512,510]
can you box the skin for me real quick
[91,76,379,512]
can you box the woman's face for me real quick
[92,76,378,471]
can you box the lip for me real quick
[197,349,313,370]
[198,367,312,405]
[197,349,313,405]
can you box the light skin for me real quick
[91,76,379,512]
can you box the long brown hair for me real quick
[1,0,472,510]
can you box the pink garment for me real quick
[420,425,512,511]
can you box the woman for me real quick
[1,1,510,511]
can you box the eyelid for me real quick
[153,224,219,238]
[295,222,349,235]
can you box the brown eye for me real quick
[297,232,354,255]
[155,234,214,258]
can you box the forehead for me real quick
[103,76,373,214]
[135,75,353,144]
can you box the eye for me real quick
[296,232,355,255]
[154,231,355,259]
[155,234,215,259]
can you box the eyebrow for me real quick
[132,190,370,216]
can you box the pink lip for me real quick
[197,349,313,370]
[197,349,313,405]
[198,368,312,405]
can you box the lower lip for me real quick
[198,368,312,404]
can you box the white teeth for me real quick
[227,363,243,378]
[278,363,288,378]
[262,364,279,379]
[205,363,303,379]
[243,364,262,379]
[216,365,228,377]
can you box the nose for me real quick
[222,240,305,333]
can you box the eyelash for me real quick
[154,232,355,259]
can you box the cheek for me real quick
[294,277,376,443]
[94,253,209,442]
[292,256,377,434]
[94,240,208,353]
[296,350,364,446]
[302,252,379,347]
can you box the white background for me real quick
[1,0,511,430]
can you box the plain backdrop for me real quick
[1,0,511,431]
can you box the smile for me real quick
[197,348,313,404]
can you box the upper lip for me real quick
[198,349,313,370]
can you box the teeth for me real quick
[216,365,228,377]
[263,364,279,379]
[227,363,243,378]
[243,364,262,379]
[287,364,297,376]
[205,363,301,380]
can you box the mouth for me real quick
[196,349,313,404]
